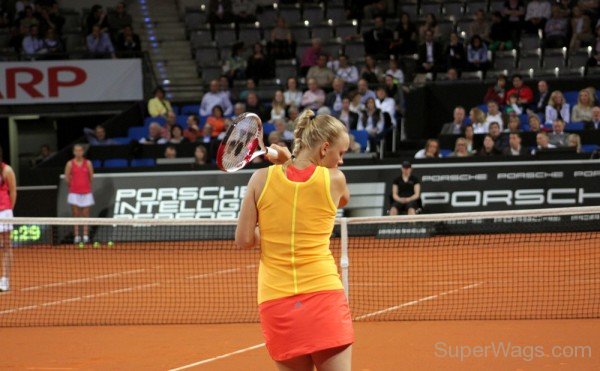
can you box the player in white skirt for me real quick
[0,146,16,292]
[64,144,94,244]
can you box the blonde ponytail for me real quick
[291,109,346,158]
[292,109,316,157]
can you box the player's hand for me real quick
[266,144,291,164]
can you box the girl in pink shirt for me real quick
[0,146,16,292]
[64,144,95,244]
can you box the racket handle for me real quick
[266,147,278,157]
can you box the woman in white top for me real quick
[469,107,488,134]
[571,88,594,122]
[414,139,441,159]
[484,101,504,131]
[385,58,405,84]
[283,77,302,108]
[545,90,570,125]
[270,90,286,122]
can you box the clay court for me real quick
[1,231,599,369]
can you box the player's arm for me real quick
[408,183,421,202]
[4,165,16,208]
[64,161,72,185]
[329,168,350,208]
[235,168,268,249]
[87,160,94,185]
[265,143,292,165]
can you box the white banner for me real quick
[0,59,143,105]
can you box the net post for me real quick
[340,217,350,300]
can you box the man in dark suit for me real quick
[417,29,443,75]
[440,106,466,135]
[530,80,550,114]
[324,78,346,115]
[363,15,393,60]
[502,133,529,156]
[584,106,600,130]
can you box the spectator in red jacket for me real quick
[505,74,534,107]
[483,74,507,107]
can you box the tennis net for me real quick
[0,206,598,327]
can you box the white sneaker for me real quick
[0,277,9,292]
[74,235,81,244]
[83,235,89,244]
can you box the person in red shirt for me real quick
[505,74,534,107]
[0,146,16,292]
[64,144,95,244]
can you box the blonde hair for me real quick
[567,133,581,153]
[292,109,347,157]
[470,107,485,124]
[549,90,565,108]
[577,89,593,108]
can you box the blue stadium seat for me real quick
[581,144,599,153]
[521,124,530,132]
[128,126,147,140]
[440,149,452,157]
[171,105,180,115]
[176,115,188,127]
[263,123,276,135]
[350,130,368,152]
[566,122,584,131]
[131,158,156,167]
[103,159,128,168]
[477,104,488,113]
[91,159,102,168]
[199,115,209,127]
[563,91,579,107]
[519,114,529,128]
[144,116,166,128]
[112,137,131,145]
[181,104,201,115]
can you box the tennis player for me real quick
[64,144,94,244]
[236,109,353,370]
[0,146,16,292]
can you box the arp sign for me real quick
[0,66,86,99]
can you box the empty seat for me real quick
[195,47,220,66]
[91,159,102,168]
[213,24,237,45]
[181,104,201,115]
[563,91,579,107]
[518,49,541,69]
[111,137,131,145]
[420,1,442,16]
[520,34,541,51]
[279,4,302,25]
[257,6,278,26]
[542,48,565,69]
[322,41,343,58]
[103,159,129,168]
[263,123,276,134]
[238,24,262,45]
[442,1,464,18]
[131,158,156,167]
[199,65,222,82]
[581,144,599,153]
[350,130,368,152]
[325,6,346,23]
[275,63,298,82]
[176,115,188,127]
[335,21,360,39]
[144,116,166,128]
[567,50,590,68]
[464,1,487,16]
[566,122,584,131]
[311,23,335,41]
[303,4,324,24]
[398,4,419,18]
[185,12,205,31]
[128,126,147,140]
[437,20,455,36]
[493,51,517,70]
[344,41,365,61]
[190,29,214,49]
[290,24,311,41]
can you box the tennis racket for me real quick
[216,112,277,172]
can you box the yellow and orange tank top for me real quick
[256,164,342,304]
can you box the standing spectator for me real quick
[389,161,421,215]
[384,74,404,116]
[375,87,396,126]
[205,105,226,138]
[570,6,594,50]
[484,74,507,107]
[355,79,377,105]
[86,4,109,35]
[416,29,443,75]
[116,25,141,53]
[363,15,393,60]
[139,122,167,144]
[164,145,177,159]
[147,86,173,118]
[502,133,529,156]
[270,90,286,122]
[544,5,569,48]
[300,38,322,76]
[200,80,233,116]
[169,125,187,144]
[584,106,600,130]
[448,137,471,157]
[478,135,501,156]
[325,78,346,114]
[418,13,441,43]
[445,32,466,72]
[506,74,534,106]
[86,25,116,58]
[440,106,466,135]
[391,12,418,55]
[524,0,551,34]
[532,132,556,154]
[222,42,247,84]
[529,80,550,116]
[466,35,489,71]
[489,11,514,51]
[283,77,302,108]
[502,0,526,44]
[183,115,202,142]
[39,3,65,36]
[414,139,441,159]
[485,101,504,130]
[232,0,257,23]
[207,0,233,24]
[545,90,570,125]
[470,107,488,134]
[337,96,360,130]
[567,133,582,153]
[108,2,132,38]
[301,78,325,110]
[335,55,359,84]
[22,25,46,57]
[384,58,405,84]
[307,54,336,89]
[246,42,274,83]
[572,88,595,123]
[548,118,568,146]
[84,125,116,145]
[469,9,491,43]
[64,144,94,244]
[359,97,392,152]
[269,16,294,59]
[360,55,383,84]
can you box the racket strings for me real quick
[220,118,260,170]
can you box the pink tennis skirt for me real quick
[259,289,354,361]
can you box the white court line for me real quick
[21,269,150,292]
[168,343,266,371]
[353,282,483,321]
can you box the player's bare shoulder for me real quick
[328,167,347,185]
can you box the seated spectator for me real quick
[307,54,335,89]
[360,55,383,85]
[524,0,551,34]
[183,115,202,142]
[571,88,594,123]
[223,43,247,83]
[478,135,501,156]
[464,125,476,153]
[18,6,39,30]
[350,92,364,113]
[505,93,524,116]
[466,35,489,71]
[116,25,141,53]
[570,6,594,50]
[440,106,466,135]
[325,78,346,114]
[169,125,187,144]
[528,114,544,132]
[86,4,109,34]
[445,32,466,71]
[470,107,488,134]
[502,0,525,43]
[375,87,396,126]
[484,74,507,107]
[448,137,471,157]
[532,132,556,154]
[232,0,257,23]
[502,133,529,156]
[385,58,405,85]
[268,131,284,146]
[389,161,421,215]
[567,133,582,153]
[147,86,173,117]
[489,11,514,51]
[359,97,392,152]
[108,2,132,37]
[225,102,245,126]
[469,9,491,43]
[87,25,116,58]
[488,121,506,152]
[287,105,299,129]
[41,3,65,35]
[273,119,294,141]
[283,77,302,108]
[335,55,360,84]
[505,114,522,133]
[31,144,54,166]
[164,145,177,159]
[445,68,459,80]
[414,139,441,159]
[84,125,116,145]
[205,105,226,138]
[219,75,233,100]
[529,80,550,116]
[544,5,569,48]
[301,78,325,110]
[246,42,274,83]
[161,111,177,140]
[391,12,418,55]
[506,74,534,107]
[140,122,167,144]
[245,92,267,122]
[549,118,568,146]
[363,15,393,60]
[585,106,600,130]
[43,27,64,56]
[200,80,233,116]
[268,16,294,59]
[269,90,286,122]
[238,78,256,102]
[22,25,46,56]
[545,90,570,125]
[588,24,600,67]
[300,38,322,76]
[416,29,443,75]
[418,13,441,43]
[207,0,233,24]
[337,96,360,130]
[384,74,405,117]
[485,101,504,130]
[200,125,214,144]
[192,145,209,167]
[355,79,377,105]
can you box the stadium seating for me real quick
[351,130,369,152]
[131,158,157,167]
[103,159,129,168]
[128,127,147,141]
